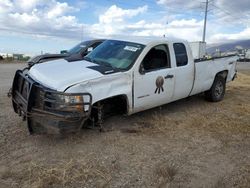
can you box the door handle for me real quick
[164,74,174,79]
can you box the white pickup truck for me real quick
[11,37,237,134]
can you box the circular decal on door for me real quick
[155,76,164,94]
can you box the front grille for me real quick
[44,92,57,110]
[32,86,45,109]
[12,70,92,122]
[31,85,60,112]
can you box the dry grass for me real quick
[0,64,250,188]
[154,162,178,188]
[213,165,250,188]
[27,160,111,188]
[140,73,250,135]
[1,159,112,188]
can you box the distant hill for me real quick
[207,40,250,54]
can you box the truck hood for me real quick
[28,59,104,91]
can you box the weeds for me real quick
[154,163,178,188]
[27,159,111,188]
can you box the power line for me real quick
[210,4,247,22]
[102,0,249,40]
[200,0,247,42]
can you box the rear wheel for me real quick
[205,75,226,102]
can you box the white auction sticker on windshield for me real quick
[124,46,139,52]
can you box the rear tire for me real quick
[205,75,226,102]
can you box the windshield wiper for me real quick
[92,59,120,70]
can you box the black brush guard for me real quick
[11,70,92,134]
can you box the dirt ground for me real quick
[0,62,250,188]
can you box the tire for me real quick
[205,75,226,102]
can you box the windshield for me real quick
[68,41,91,54]
[85,40,145,70]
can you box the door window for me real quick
[141,44,170,73]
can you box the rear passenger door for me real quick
[171,43,194,101]
[134,44,175,112]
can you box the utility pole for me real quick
[202,0,209,42]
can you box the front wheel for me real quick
[205,75,226,102]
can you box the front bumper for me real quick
[11,70,92,134]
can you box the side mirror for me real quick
[139,64,145,75]
[60,50,68,54]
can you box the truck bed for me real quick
[191,55,237,95]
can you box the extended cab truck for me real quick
[11,38,237,134]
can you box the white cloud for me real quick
[215,0,250,14]
[9,12,40,25]
[0,0,13,14]
[99,5,147,24]
[85,6,203,41]
[209,27,250,43]
[0,1,249,47]
[156,0,250,27]
[87,5,148,36]
[0,0,82,39]
[157,0,200,10]
[13,0,44,11]
[155,0,250,42]
[127,19,203,41]
[169,19,202,28]
[47,1,78,18]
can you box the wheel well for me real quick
[216,70,228,80]
[91,95,128,117]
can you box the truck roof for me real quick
[107,36,187,45]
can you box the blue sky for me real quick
[0,0,249,55]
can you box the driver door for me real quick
[133,44,175,112]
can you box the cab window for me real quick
[141,44,170,73]
[173,43,188,67]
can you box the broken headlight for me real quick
[45,93,84,112]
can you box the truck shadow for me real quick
[32,93,207,142]
[91,93,206,133]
